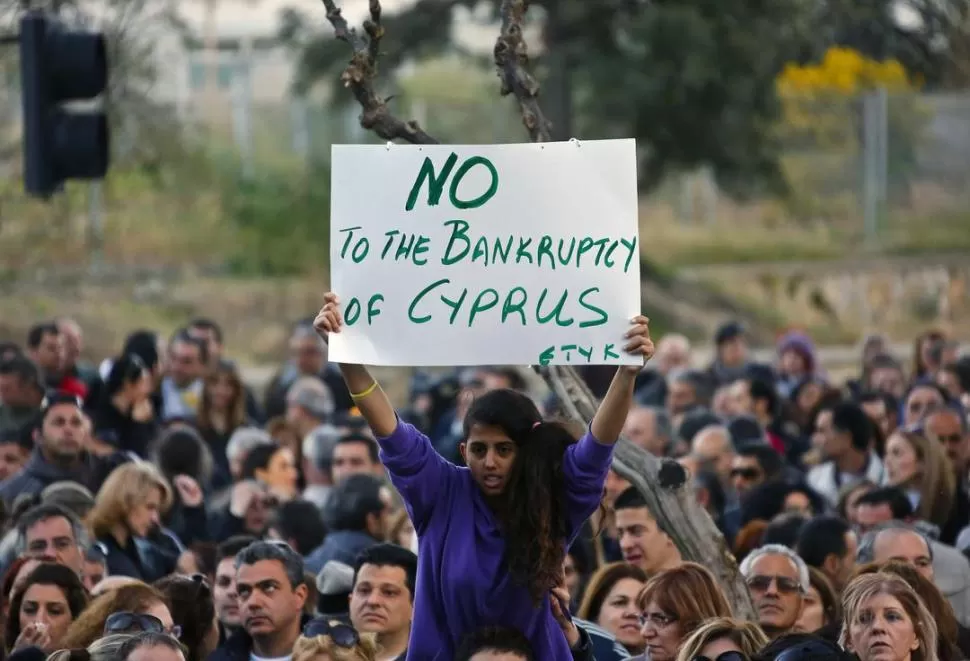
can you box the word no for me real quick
[405,152,498,212]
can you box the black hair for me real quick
[354,543,418,601]
[740,480,826,526]
[334,432,379,463]
[455,626,535,661]
[153,574,214,661]
[26,322,59,349]
[736,443,784,479]
[692,470,726,516]
[0,356,42,390]
[855,486,914,519]
[102,353,148,401]
[322,473,385,532]
[796,516,851,569]
[241,442,283,480]
[829,401,873,451]
[153,426,213,485]
[762,513,809,548]
[216,535,258,563]
[188,318,224,344]
[614,486,648,512]
[462,388,578,605]
[169,331,209,365]
[271,500,326,556]
[122,330,160,371]
[749,378,779,417]
[753,633,853,661]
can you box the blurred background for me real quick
[1,0,969,384]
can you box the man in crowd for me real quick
[740,545,808,640]
[349,543,416,661]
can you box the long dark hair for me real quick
[463,388,577,605]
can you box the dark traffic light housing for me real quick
[19,10,109,198]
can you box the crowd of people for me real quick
[0,294,966,661]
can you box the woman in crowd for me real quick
[883,427,954,529]
[240,442,299,502]
[575,562,648,654]
[61,582,175,649]
[92,354,158,458]
[840,572,939,661]
[632,562,733,661]
[196,361,251,489]
[5,563,88,653]
[154,573,219,661]
[795,567,840,636]
[313,291,654,659]
[676,618,769,661]
[87,462,175,581]
[292,618,379,661]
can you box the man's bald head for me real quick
[868,527,934,580]
[691,425,734,483]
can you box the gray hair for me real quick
[236,541,305,589]
[857,521,934,564]
[16,503,89,555]
[226,427,273,465]
[739,544,810,593]
[89,634,136,661]
[291,323,325,348]
[302,424,342,469]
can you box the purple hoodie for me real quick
[376,418,614,660]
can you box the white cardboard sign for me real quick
[328,139,641,367]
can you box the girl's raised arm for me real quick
[313,293,396,437]
[590,315,654,445]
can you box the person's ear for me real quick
[823,552,840,577]
[459,443,468,463]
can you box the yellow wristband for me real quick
[350,381,379,400]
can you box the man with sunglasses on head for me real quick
[739,544,809,640]
[208,541,310,661]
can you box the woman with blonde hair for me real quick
[576,562,648,655]
[87,462,174,581]
[675,617,768,661]
[633,562,733,661]
[292,618,377,661]
[841,572,939,661]
[883,428,955,529]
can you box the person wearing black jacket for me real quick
[0,394,128,508]
[91,354,159,459]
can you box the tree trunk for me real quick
[538,364,756,619]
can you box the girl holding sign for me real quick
[313,292,654,660]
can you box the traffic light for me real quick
[19,10,109,198]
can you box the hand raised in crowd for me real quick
[313,292,343,336]
[12,622,51,652]
[229,479,266,519]
[173,474,204,508]
[620,314,655,374]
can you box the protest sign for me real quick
[328,139,641,367]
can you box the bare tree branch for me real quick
[494,0,552,142]
[320,0,438,144]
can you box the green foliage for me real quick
[218,160,332,277]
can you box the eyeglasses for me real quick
[104,612,183,639]
[638,612,677,628]
[730,468,761,481]
[746,574,802,595]
[302,618,360,647]
[692,653,747,661]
